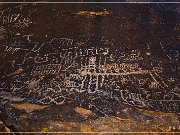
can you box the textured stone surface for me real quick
[0,2,180,134]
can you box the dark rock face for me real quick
[0,3,179,133]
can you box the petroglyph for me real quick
[31,64,62,76]
[14,17,32,29]
[0,4,180,116]
[4,46,21,54]
[1,34,179,113]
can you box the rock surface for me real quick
[0,1,180,134]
